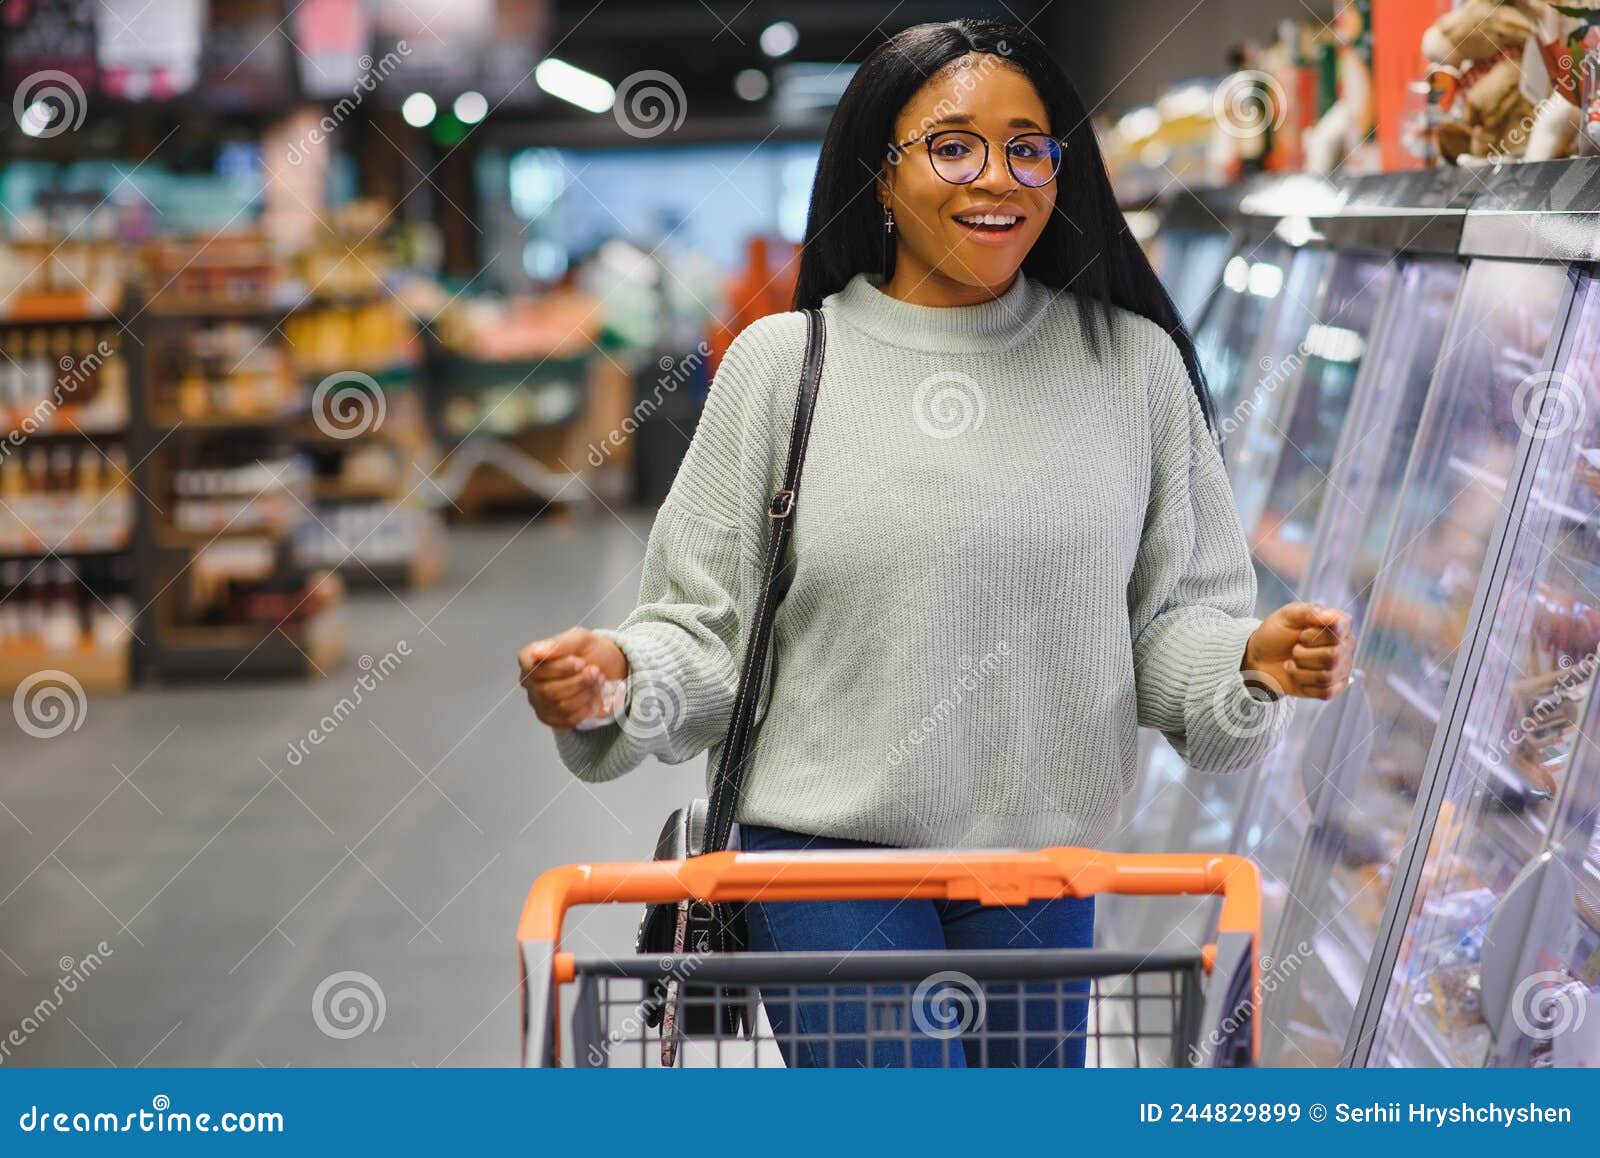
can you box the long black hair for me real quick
[792,18,1216,432]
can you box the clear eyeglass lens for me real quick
[1007,134,1061,187]
[927,130,987,184]
[925,130,1060,187]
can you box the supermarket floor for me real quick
[1,513,703,1066]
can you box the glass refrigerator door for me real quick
[1261,259,1574,1067]
[1222,248,1333,538]
[1250,252,1399,613]
[1234,257,1466,956]
[1113,245,1331,955]
[1194,239,1296,424]
[1158,230,1233,327]
[1362,272,1600,1068]
[1140,247,1347,928]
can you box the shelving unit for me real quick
[282,293,447,592]
[125,239,349,685]
[0,312,137,694]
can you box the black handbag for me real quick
[633,306,826,1061]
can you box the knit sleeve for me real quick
[1128,332,1292,773]
[551,317,798,784]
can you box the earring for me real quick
[883,205,895,234]
[881,205,895,280]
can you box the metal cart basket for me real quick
[517,846,1261,1068]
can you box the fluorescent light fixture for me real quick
[1223,256,1250,294]
[1247,261,1283,299]
[1303,323,1367,364]
[1275,215,1316,247]
[401,92,437,128]
[761,20,799,58]
[535,57,614,114]
[454,90,488,124]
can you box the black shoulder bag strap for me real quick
[702,306,826,856]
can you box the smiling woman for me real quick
[520,17,1357,1069]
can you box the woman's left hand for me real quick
[1243,602,1356,700]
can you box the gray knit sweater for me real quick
[553,269,1291,849]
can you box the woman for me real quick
[519,18,1355,1067]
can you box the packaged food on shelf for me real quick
[141,232,289,311]
[150,318,302,425]
[0,327,128,434]
[0,210,127,318]
[284,299,419,376]
[0,555,136,693]
[0,446,133,555]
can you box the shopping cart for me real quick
[517,846,1261,1068]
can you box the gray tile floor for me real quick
[0,515,703,1066]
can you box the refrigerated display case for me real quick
[1345,238,1600,1069]
[1192,236,1296,427]
[1241,250,1393,606]
[1332,159,1600,1069]
[1188,176,1339,434]
[1156,229,1232,327]
[1146,184,1245,328]
[1261,256,1575,1066]
[1107,177,1344,954]
[1220,247,1332,539]
[1234,256,1464,958]
[1227,169,1482,963]
[1355,265,1600,1065]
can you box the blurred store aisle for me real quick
[0,516,694,1066]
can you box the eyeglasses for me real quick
[890,128,1063,188]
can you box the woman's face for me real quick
[879,55,1058,294]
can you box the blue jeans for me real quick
[739,823,1095,1068]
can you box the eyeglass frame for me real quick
[888,128,1065,187]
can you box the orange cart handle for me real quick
[517,846,1260,959]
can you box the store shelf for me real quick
[147,405,309,432]
[0,645,130,694]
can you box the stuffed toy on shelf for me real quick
[1419,0,1597,165]
[1422,0,1543,163]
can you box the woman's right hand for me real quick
[518,627,629,731]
